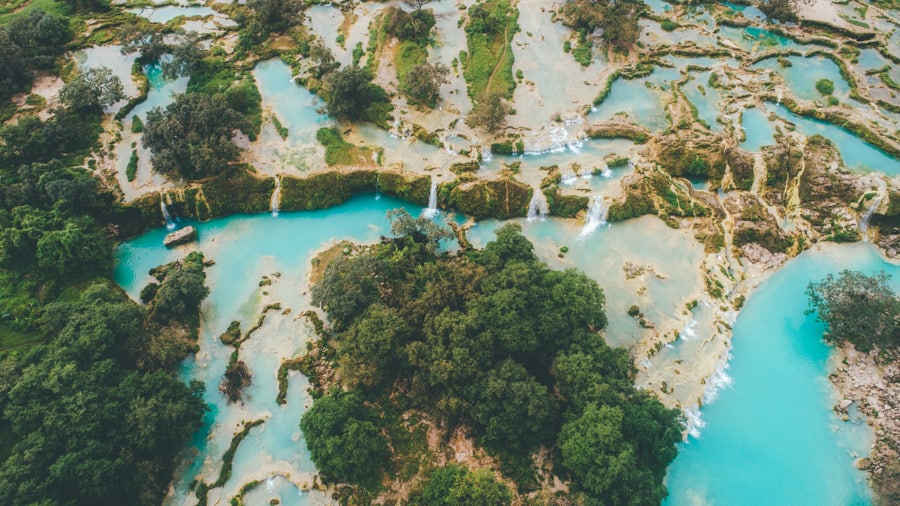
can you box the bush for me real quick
[126,149,138,182]
[816,78,835,96]
[661,20,678,31]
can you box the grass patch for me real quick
[272,114,288,139]
[462,0,519,100]
[316,127,380,166]
[593,71,620,105]
[126,149,138,181]
[0,0,69,24]
[396,40,428,84]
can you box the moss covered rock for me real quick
[445,177,531,219]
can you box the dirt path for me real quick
[484,17,510,96]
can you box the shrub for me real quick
[816,78,835,96]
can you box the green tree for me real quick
[403,62,450,107]
[311,252,384,329]
[143,93,246,179]
[337,304,409,388]
[469,359,557,453]
[300,389,388,486]
[324,65,392,122]
[0,284,206,505]
[806,270,900,352]
[758,0,800,22]
[59,66,124,114]
[558,404,641,504]
[150,252,210,324]
[417,464,512,506]
[467,91,509,133]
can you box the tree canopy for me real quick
[143,92,247,179]
[323,65,393,124]
[806,270,900,352]
[304,214,683,503]
[0,284,207,505]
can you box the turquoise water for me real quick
[769,103,900,174]
[740,107,776,152]
[754,55,851,101]
[683,71,724,132]
[254,59,328,147]
[718,25,815,53]
[114,196,887,505]
[115,195,425,505]
[591,67,681,131]
[664,242,887,506]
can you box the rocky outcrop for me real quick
[164,226,197,248]
[608,166,715,223]
[585,117,651,143]
[443,177,532,219]
[723,193,794,255]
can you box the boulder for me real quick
[164,226,198,248]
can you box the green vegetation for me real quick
[322,65,393,126]
[303,212,683,502]
[411,464,512,504]
[572,32,593,66]
[130,114,144,133]
[316,127,380,166]
[143,93,247,180]
[560,0,642,51]
[272,113,288,139]
[403,62,450,108]
[661,20,678,31]
[237,0,303,48]
[462,0,518,128]
[0,280,207,505]
[806,270,899,352]
[816,78,835,96]
[126,149,138,181]
[0,10,71,101]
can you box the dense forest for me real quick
[0,4,211,503]
[303,211,684,504]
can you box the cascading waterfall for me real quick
[526,190,549,220]
[422,176,438,218]
[579,196,608,237]
[374,173,381,200]
[480,145,493,163]
[859,182,885,240]
[160,193,176,230]
[270,175,282,216]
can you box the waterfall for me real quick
[526,191,549,220]
[859,184,885,241]
[422,176,438,218]
[270,175,282,216]
[480,146,493,163]
[579,196,608,237]
[374,173,381,200]
[160,194,176,231]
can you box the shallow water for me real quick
[664,242,886,506]
[754,55,851,102]
[115,195,427,505]
[768,102,900,174]
[250,59,330,174]
[740,107,776,152]
[590,66,681,131]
